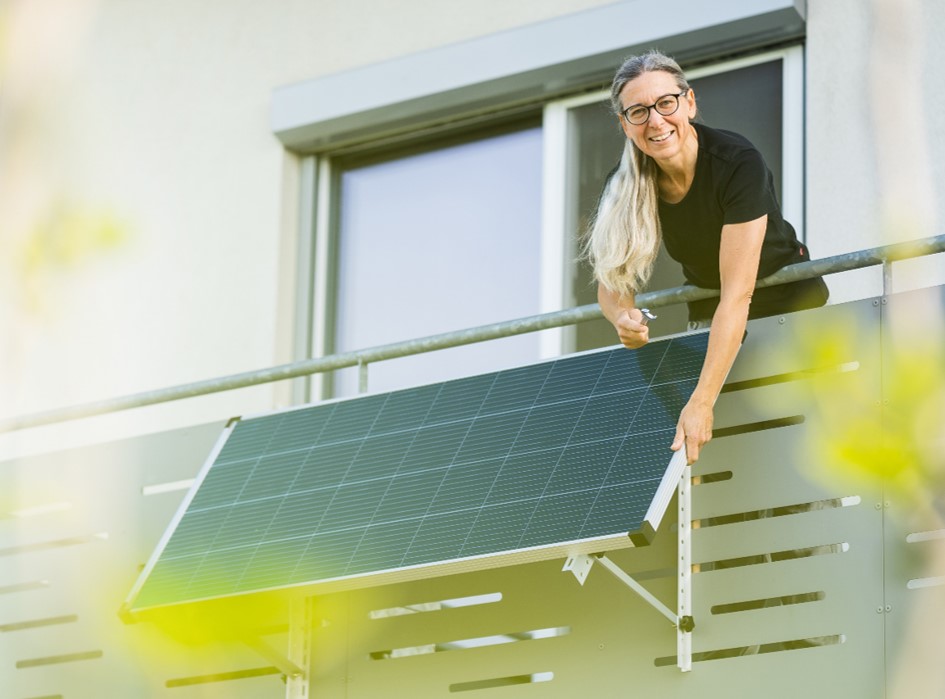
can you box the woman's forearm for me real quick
[598,283,635,324]
[692,296,750,406]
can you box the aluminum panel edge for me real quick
[120,419,241,622]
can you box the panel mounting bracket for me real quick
[240,634,305,680]
[563,452,693,672]
[238,595,313,692]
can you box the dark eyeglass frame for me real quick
[620,91,689,125]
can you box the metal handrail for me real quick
[2,234,943,434]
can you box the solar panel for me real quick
[126,332,708,612]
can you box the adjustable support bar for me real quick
[563,452,694,672]
[677,462,693,671]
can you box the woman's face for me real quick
[617,70,696,164]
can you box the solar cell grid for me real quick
[129,333,708,610]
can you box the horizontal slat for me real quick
[724,301,881,383]
[692,437,876,520]
[693,502,870,561]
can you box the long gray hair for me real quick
[585,50,691,298]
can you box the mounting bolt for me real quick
[876,606,884,614]
[873,299,880,306]
[886,605,892,613]
[679,615,696,632]
[778,316,786,324]
[875,503,882,510]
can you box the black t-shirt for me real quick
[657,123,826,320]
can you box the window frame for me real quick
[541,45,805,354]
[300,121,549,401]
[293,44,805,402]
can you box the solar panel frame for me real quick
[125,331,709,613]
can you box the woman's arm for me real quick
[671,215,767,463]
[598,283,650,349]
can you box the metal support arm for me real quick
[563,454,693,672]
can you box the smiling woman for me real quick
[585,50,829,465]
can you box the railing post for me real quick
[883,257,894,297]
[358,358,369,394]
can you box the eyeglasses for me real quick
[621,91,688,125]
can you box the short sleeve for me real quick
[720,148,778,225]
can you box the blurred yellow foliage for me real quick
[19,202,127,273]
[138,593,292,647]
[797,306,945,511]
[12,202,130,312]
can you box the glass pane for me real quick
[333,127,543,397]
[692,59,783,196]
[570,59,785,351]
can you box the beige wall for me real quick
[805,0,944,304]
[0,0,616,456]
[3,0,943,456]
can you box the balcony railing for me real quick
[2,233,943,434]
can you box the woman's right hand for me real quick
[614,308,649,349]
[597,283,648,349]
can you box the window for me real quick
[315,123,546,398]
[296,47,804,400]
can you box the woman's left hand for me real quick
[671,396,714,464]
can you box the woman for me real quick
[587,51,827,464]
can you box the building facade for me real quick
[1,1,943,696]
